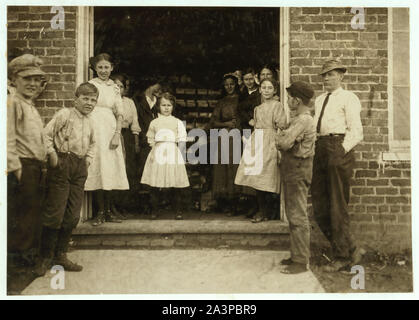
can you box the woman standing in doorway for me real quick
[208,74,241,215]
[85,53,129,226]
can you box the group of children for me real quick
[7,52,316,275]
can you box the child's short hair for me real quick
[75,82,99,97]
[156,92,176,113]
[260,78,279,93]
[89,53,114,70]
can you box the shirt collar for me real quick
[328,86,343,96]
[15,92,35,106]
[72,107,87,119]
[92,77,114,86]
[146,95,156,109]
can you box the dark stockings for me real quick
[94,190,111,214]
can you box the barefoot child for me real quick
[276,81,316,274]
[141,92,190,220]
[234,78,287,222]
[34,82,98,276]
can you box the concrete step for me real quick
[72,219,290,250]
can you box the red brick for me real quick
[45,100,64,108]
[352,214,372,222]
[18,13,41,21]
[401,206,411,213]
[376,187,398,195]
[302,24,323,32]
[62,65,76,73]
[367,8,387,15]
[314,33,336,40]
[348,84,370,91]
[51,57,75,64]
[361,152,380,160]
[391,179,411,187]
[41,65,61,73]
[366,206,378,213]
[360,33,378,41]
[369,161,379,169]
[354,161,368,169]
[355,170,377,178]
[321,7,350,15]
[8,39,28,48]
[42,31,64,39]
[361,196,385,204]
[366,179,389,187]
[53,40,75,47]
[352,187,374,195]
[398,215,411,224]
[28,40,51,47]
[350,178,366,186]
[354,205,366,213]
[373,214,396,222]
[28,6,51,13]
[390,206,401,213]
[386,225,410,234]
[385,196,409,204]
[400,188,411,195]
[324,24,347,32]
[378,205,389,213]
[302,7,320,14]
[337,33,359,40]
[379,170,402,178]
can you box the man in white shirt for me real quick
[312,60,364,272]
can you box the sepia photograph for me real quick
[1,1,415,299]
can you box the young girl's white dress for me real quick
[141,115,190,188]
[84,78,129,191]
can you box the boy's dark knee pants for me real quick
[43,153,87,230]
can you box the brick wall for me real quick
[290,7,411,253]
[7,6,77,123]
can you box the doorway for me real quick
[82,6,283,221]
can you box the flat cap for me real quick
[286,81,314,100]
[8,54,45,77]
[319,59,347,75]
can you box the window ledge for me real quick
[382,152,410,161]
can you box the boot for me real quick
[53,253,83,272]
[33,227,59,277]
[53,228,83,272]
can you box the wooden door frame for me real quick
[76,6,290,221]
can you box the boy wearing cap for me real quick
[7,54,48,268]
[312,60,363,272]
[34,82,98,276]
[276,81,316,274]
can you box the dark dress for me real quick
[209,94,241,201]
[238,91,261,131]
[133,93,158,190]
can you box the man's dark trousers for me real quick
[8,158,45,265]
[311,135,355,259]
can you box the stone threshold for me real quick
[74,219,290,235]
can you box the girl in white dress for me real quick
[141,92,189,219]
[84,53,129,226]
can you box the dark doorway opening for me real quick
[92,7,281,221]
[94,7,279,92]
